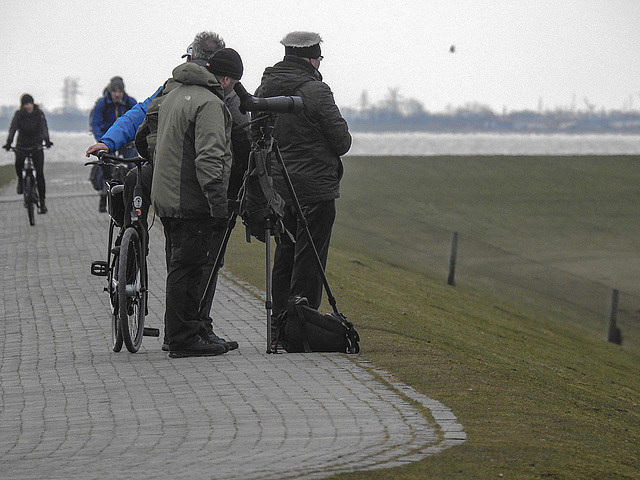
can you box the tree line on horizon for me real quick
[1,91,639,133]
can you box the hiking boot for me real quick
[168,336,227,358]
[210,331,239,351]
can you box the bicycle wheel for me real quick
[24,176,35,226]
[118,227,146,353]
[109,223,123,352]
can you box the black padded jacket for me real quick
[254,56,351,206]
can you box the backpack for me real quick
[239,144,287,243]
[274,297,360,354]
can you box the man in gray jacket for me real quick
[254,31,351,318]
[152,48,243,358]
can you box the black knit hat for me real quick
[206,48,243,80]
[21,94,34,106]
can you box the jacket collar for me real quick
[282,55,323,81]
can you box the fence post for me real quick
[607,288,622,345]
[447,231,458,286]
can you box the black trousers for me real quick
[161,217,216,349]
[272,200,336,315]
[198,226,227,333]
[15,148,45,200]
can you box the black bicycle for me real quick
[11,146,42,226]
[86,151,158,353]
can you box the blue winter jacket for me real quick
[90,91,139,141]
[97,86,162,152]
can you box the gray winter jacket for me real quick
[254,56,351,206]
[151,62,233,219]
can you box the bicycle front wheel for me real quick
[24,176,35,226]
[109,223,123,352]
[118,227,146,353]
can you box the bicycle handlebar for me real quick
[84,150,147,168]
[10,146,43,155]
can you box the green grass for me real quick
[333,155,640,350]
[0,164,14,190]
[223,155,640,479]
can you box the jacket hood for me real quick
[172,62,225,100]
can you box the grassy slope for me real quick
[0,164,13,189]
[333,155,640,349]
[223,155,640,479]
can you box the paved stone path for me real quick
[0,160,465,479]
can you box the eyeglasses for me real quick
[317,56,324,61]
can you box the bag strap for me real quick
[289,297,312,353]
[333,312,360,354]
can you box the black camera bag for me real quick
[276,297,360,354]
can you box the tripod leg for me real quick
[265,221,275,354]
[197,213,237,320]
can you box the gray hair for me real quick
[190,31,226,60]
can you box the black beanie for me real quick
[21,94,34,106]
[206,48,243,80]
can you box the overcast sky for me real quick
[2,0,639,113]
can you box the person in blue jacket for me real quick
[89,76,137,211]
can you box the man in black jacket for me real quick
[254,31,352,317]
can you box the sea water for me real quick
[1,131,640,166]
[347,132,640,156]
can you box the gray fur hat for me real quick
[280,31,322,59]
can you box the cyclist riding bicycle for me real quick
[3,93,52,214]
[89,76,137,212]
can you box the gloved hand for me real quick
[2,143,10,151]
[44,141,53,149]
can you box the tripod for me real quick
[197,119,342,354]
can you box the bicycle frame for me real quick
[11,146,41,226]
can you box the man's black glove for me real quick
[44,141,53,149]
[2,143,10,151]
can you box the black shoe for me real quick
[210,331,239,351]
[162,342,169,352]
[17,183,23,195]
[98,196,107,213]
[168,336,227,358]
[38,201,47,214]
